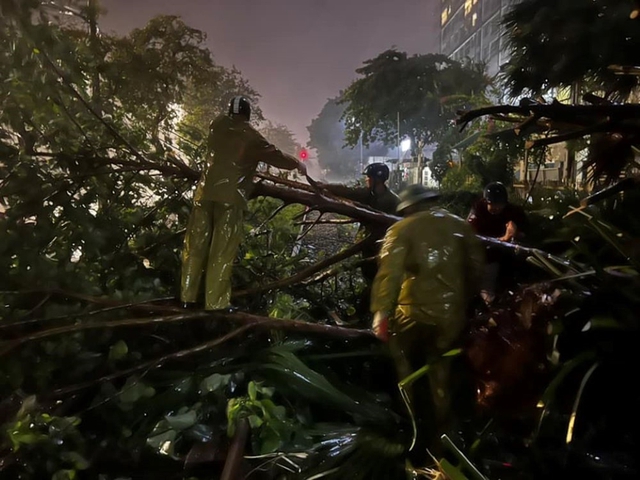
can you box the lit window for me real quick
[441,9,448,25]
[464,0,473,15]
[472,12,478,26]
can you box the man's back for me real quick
[322,184,399,215]
[195,115,298,206]
[373,208,484,333]
[369,188,400,215]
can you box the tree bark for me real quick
[221,418,250,480]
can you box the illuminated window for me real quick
[472,12,478,27]
[441,9,448,25]
[464,0,472,16]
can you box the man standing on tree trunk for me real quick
[370,184,484,462]
[317,163,399,315]
[181,96,307,311]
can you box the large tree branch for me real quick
[43,311,375,398]
[526,119,612,148]
[46,314,372,399]
[0,299,374,357]
[457,102,640,127]
[456,100,640,172]
[252,181,400,226]
[40,153,579,272]
[233,238,368,297]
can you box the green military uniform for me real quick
[322,184,399,282]
[371,203,484,454]
[181,114,299,310]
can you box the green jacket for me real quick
[194,115,299,206]
[323,184,400,248]
[324,184,399,215]
[371,206,484,344]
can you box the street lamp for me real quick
[400,138,411,153]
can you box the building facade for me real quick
[440,0,521,76]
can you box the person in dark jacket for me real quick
[317,163,400,313]
[181,96,306,311]
[467,182,528,303]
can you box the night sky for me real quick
[100,0,440,144]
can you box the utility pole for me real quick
[397,111,400,166]
[359,130,363,172]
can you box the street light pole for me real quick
[359,130,363,171]
[397,112,400,167]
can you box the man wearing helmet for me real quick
[371,184,484,460]
[467,182,528,303]
[181,96,307,311]
[467,182,527,242]
[316,163,399,311]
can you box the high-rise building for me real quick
[440,0,521,76]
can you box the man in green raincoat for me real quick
[181,96,306,311]
[370,184,484,458]
[316,163,400,312]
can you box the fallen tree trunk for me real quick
[0,293,374,356]
[43,152,582,274]
[252,180,401,226]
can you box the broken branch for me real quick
[233,238,368,297]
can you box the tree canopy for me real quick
[259,121,301,156]
[307,97,388,180]
[501,0,640,99]
[339,50,489,171]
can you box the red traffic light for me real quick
[299,149,308,161]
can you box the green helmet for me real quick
[396,184,440,213]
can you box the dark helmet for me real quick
[228,96,251,119]
[363,163,390,181]
[397,184,440,213]
[484,182,508,204]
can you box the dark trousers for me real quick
[389,320,473,463]
[358,248,378,317]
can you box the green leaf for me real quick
[583,316,624,331]
[256,384,275,398]
[119,377,151,404]
[165,410,197,431]
[442,348,463,357]
[248,381,258,401]
[260,399,287,420]
[247,414,263,428]
[144,387,156,398]
[8,431,47,451]
[61,451,90,471]
[147,428,178,458]
[199,373,231,394]
[259,426,281,454]
[108,340,128,361]
[16,395,38,418]
[52,470,76,480]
